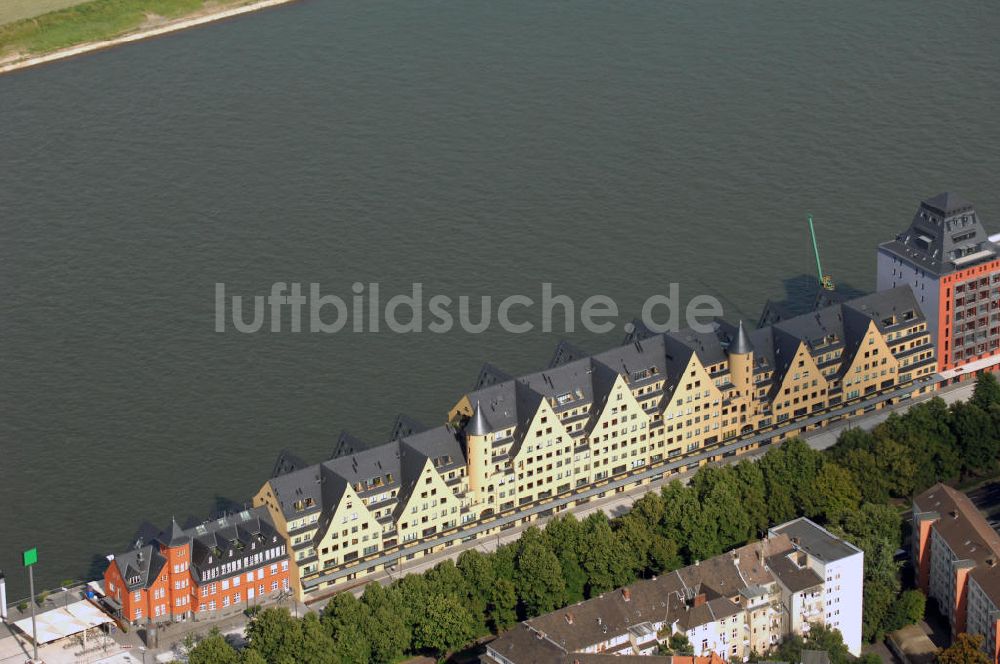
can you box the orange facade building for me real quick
[103,508,290,625]
[878,193,1000,379]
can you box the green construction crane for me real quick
[808,213,835,291]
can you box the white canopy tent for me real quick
[12,599,113,644]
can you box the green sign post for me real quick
[23,548,39,662]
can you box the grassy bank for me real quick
[0,0,91,26]
[0,0,253,60]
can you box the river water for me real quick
[1,0,998,599]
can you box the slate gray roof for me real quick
[330,430,367,459]
[389,414,425,441]
[113,545,166,591]
[925,192,975,217]
[842,286,924,334]
[667,327,728,368]
[800,651,832,664]
[271,449,308,478]
[549,339,589,368]
[267,424,463,529]
[473,363,513,390]
[879,192,994,276]
[770,517,862,563]
[400,425,464,471]
[162,519,191,548]
[766,552,824,593]
[188,508,285,582]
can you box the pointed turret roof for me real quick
[730,320,753,355]
[163,518,190,548]
[466,400,492,436]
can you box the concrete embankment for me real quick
[0,0,299,76]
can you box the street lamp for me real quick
[22,548,39,664]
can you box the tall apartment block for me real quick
[254,286,934,602]
[103,508,290,625]
[878,193,1000,378]
[483,517,863,663]
[913,484,1000,663]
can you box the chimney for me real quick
[623,588,632,602]
[693,593,707,608]
[951,510,959,519]
[565,612,574,624]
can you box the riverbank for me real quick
[0,0,299,76]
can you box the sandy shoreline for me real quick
[0,0,299,76]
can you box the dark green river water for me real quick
[1,0,998,599]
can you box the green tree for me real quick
[952,401,998,474]
[809,461,861,524]
[887,589,926,631]
[299,612,338,664]
[835,503,902,641]
[322,592,373,663]
[669,633,694,655]
[759,439,823,524]
[648,536,682,574]
[660,480,719,562]
[803,624,851,664]
[245,607,302,664]
[581,514,636,595]
[701,468,753,549]
[240,649,268,664]
[487,578,518,633]
[937,633,990,664]
[457,548,495,619]
[873,436,918,498]
[412,594,476,658]
[424,559,470,603]
[972,372,1000,411]
[187,631,239,664]
[630,491,666,529]
[776,626,849,664]
[513,529,566,616]
[543,515,588,603]
[615,513,655,575]
[881,399,959,490]
[733,459,770,536]
[368,604,409,662]
[558,549,588,604]
[389,572,430,639]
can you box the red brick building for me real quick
[878,193,1000,380]
[103,507,289,624]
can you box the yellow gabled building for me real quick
[255,285,936,601]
